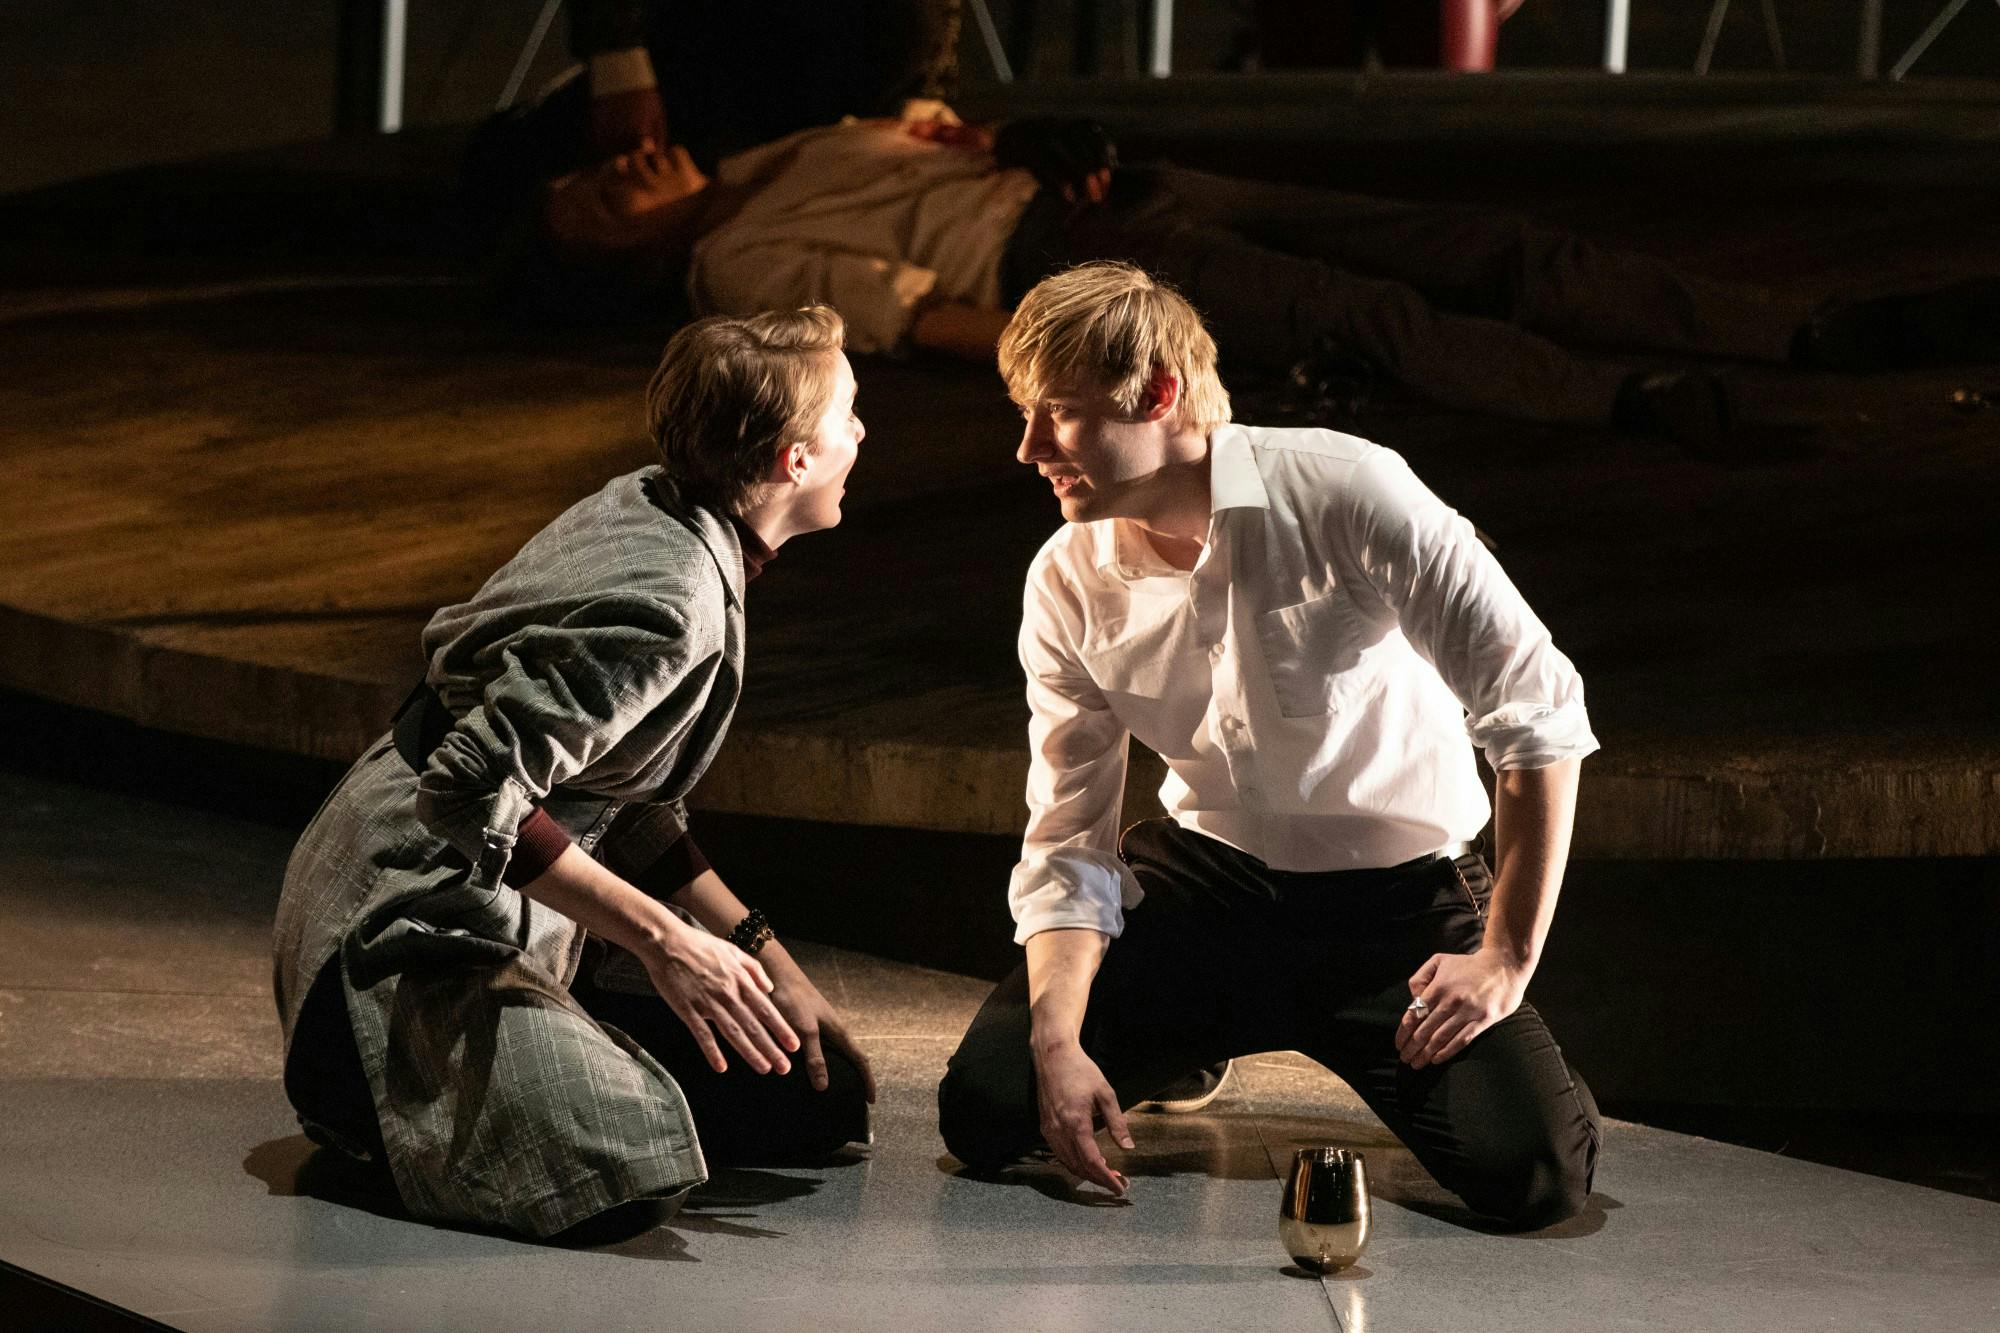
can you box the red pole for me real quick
[1440,0,1499,71]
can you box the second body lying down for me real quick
[532,116,1995,445]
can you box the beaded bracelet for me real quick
[727,907,774,955]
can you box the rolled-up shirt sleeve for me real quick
[1341,449,1600,771]
[416,596,697,881]
[691,240,939,357]
[1007,553,1143,944]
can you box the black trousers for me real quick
[288,946,868,1179]
[937,819,1601,1230]
[1004,166,1810,425]
[567,943,872,1165]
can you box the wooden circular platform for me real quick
[4,100,1997,860]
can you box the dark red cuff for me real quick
[633,832,711,898]
[502,807,574,886]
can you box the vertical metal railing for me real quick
[335,0,409,134]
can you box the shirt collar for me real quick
[644,471,746,610]
[1089,424,1268,579]
[1207,424,1270,514]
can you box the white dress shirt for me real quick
[1007,424,1600,944]
[688,122,1039,357]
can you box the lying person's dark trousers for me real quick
[1003,166,1812,425]
[938,819,1601,1230]
[288,947,868,1185]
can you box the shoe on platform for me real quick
[1135,1060,1234,1114]
[1796,279,2000,371]
[1612,368,1738,459]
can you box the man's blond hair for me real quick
[998,262,1231,432]
[646,306,845,516]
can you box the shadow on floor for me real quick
[243,1130,869,1258]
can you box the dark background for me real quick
[6,0,1997,195]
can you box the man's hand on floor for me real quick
[1032,1039,1134,1195]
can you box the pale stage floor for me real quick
[2,770,1995,1332]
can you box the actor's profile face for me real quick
[1015,379,1159,523]
[791,352,864,533]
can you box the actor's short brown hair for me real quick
[645,307,846,515]
[998,262,1231,433]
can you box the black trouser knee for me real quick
[937,959,1047,1170]
[937,1058,1042,1171]
[571,965,871,1167]
[1430,1057,1600,1231]
[1459,1139,1594,1230]
[284,960,387,1162]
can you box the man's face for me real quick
[1015,378,1167,524]
[789,352,865,534]
[543,144,710,256]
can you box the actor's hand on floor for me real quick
[641,924,801,1076]
[588,87,669,159]
[1032,1040,1134,1195]
[1397,947,1531,1071]
[766,962,878,1102]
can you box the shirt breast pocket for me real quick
[1256,589,1380,718]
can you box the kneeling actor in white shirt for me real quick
[937,261,1603,1231]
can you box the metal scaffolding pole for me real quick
[335,0,409,135]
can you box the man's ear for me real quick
[768,441,809,486]
[1142,368,1182,423]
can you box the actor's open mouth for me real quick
[1046,473,1084,496]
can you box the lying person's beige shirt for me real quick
[688,120,1040,356]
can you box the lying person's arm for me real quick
[911,300,1013,361]
[570,0,667,156]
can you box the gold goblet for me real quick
[1280,1147,1371,1273]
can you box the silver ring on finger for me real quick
[1406,996,1430,1018]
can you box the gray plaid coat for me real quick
[273,467,745,1237]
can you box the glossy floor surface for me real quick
[2,771,1996,1332]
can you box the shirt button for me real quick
[1209,642,1225,660]
[1221,716,1242,733]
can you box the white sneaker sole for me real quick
[1135,1060,1234,1114]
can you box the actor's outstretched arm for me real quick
[1396,757,1580,1069]
[1006,546,1143,1189]
[1025,926,1134,1194]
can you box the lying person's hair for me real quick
[999,262,1232,433]
[646,307,847,515]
